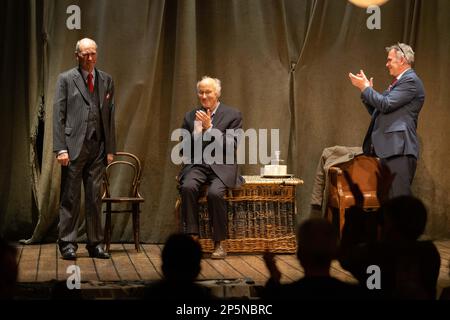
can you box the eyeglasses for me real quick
[78,51,97,58]
[396,43,406,58]
[197,90,214,96]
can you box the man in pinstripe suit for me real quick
[53,38,116,260]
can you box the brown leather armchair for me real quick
[326,155,380,236]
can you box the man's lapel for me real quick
[212,104,224,126]
[390,68,413,91]
[72,69,90,103]
[97,69,106,109]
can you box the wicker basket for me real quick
[196,176,303,253]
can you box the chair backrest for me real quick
[102,152,143,199]
[333,155,380,192]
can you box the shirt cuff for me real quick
[204,124,213,133]
[57,150,68,156]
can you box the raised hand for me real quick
[343,170,364,208]
[348,69,372,91]
[263,251,281,284]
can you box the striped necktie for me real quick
[388,78,398,91]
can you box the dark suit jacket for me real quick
[53,67,116,161]
[179,103,243,188]
[361,69,425,159]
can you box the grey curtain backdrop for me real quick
[1,0,449,243]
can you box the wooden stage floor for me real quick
[15,240,450,299]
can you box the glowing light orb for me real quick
[348,0,389,8]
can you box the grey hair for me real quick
[386,43,415,65]
[197,76,221,97]
[75,38,97,53]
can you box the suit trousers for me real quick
[58,137,106,251]
[180,164,227,242]
[381,155,417,199]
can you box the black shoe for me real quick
[61,247,77,260]
[87,246,110,259]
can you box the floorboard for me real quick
[14,240,450,299]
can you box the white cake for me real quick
[263,164,287,176]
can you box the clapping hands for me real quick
[348,69,373,91]
[195,109,212,131]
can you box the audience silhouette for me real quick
[339,170,441,299]
[51,280,83,300]
[0,237,18,299]
[144,233,214,300]
[262,218,363,300]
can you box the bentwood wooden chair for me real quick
[102,152,144,252]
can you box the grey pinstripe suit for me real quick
[53,67,116,250]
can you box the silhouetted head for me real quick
[296,219,338,275]
[378,195,427,241]
[0,237,18,299]
[161,233,203,282]
[51,280,83,300]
